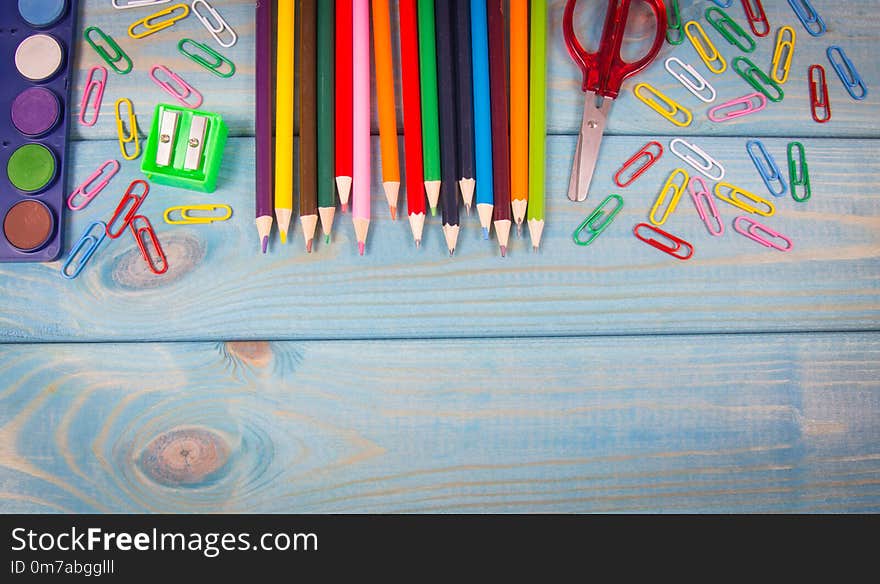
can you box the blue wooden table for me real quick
[1,0,878,513]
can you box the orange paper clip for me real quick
[128,3,190,39]
[634,223,694,260]
[614,141,663,188]
[106,179,150,239]
[130,215,168,274]
[149,65,203,109]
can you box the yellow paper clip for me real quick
[163,204,233,225]
[650,168,690,226]
[771,26,796,84]
[114,98,140,161]
[633,83,693,127]
[714,182,775,217]
[128,3,190,39]
[685,21,726,74]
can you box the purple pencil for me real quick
[255,0,275,253]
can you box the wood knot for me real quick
[138,427,229,487]
[225,341,272,368]
[111,233,205,289]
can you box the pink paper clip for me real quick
[708,92,767,122]
[67,160,121,211]
[734,216,793,251]
[149,65,203,108]
[613,141,664,188]
[688,176,724,237]
[79,66,108,127]
[130,215,169,275]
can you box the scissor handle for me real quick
[564,0,668,97]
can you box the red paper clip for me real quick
[741,0,769,37]
[130,215,169,274]
[106,179,150,239]
[613,141,663,188]
[688,177,724,237]
[808,64,831,124]
[633,223,694,260]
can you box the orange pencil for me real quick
[510,0,529,232]
[372,0,401,219]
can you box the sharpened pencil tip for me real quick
[358,241,365,256]
[430,207,437,217]
[306,239,313,253]
[325,234,331,244]
[280,231,288,244]
[482,227,489,240]
[500,245,507,258]
[390,206,397,221]
[533,245,539,253]
[465,204,472,216]
[516,223,522,238]
[341,203,349,213]
[261,236,268,254]
[415,239,421,248]
[449,248,455,257]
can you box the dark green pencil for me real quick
[317,0,336,243]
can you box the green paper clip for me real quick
[666,0,684,45]
[84,26,133,75]
[787,142,811,202]
[705,7,756,53]
[732,56,784,102]
[573,194,624,247]
[177,38,236,78]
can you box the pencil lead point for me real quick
[279,231,288,244]
[482,227,489,240]
[449,248,455,257]
[500,245,507,258]
[415,239,421,248]
[516,223,523,238]
[390,206,397,221]
[466,204,472,216]
[430,207,437,217]
[325,234,331,245]
[341,203,349,213]
[306,239,313,253]
[358,241,365,256]
[533,245,539,253]
[261,236,268,254]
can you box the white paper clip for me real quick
[664,57,717,103]
[669,138,725,181]
[112,0,172,8]
[191,0,238,48]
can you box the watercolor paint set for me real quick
[0,0,78,262]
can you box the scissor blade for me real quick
[568,93,612,202]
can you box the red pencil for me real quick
[335,0,353,212]
[399,0,426,246]
[487,0,511,256]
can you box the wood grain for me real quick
[0,333,877,513]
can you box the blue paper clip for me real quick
[62,221,108,279]
[746,140,787,198]
[787,0,826,37]
[710,0,733,7]
[573,194,624,246]
[827,46,867,100]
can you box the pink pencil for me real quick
[352,0,371,255]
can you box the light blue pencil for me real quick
[471,0,494,239]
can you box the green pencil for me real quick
[528,0,547,251]
[417,0,441,216]
[317,0,336,242]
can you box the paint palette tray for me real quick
[0,0,78,262]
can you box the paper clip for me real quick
[684,21,726,74]
[164,204,233,225]
[178,38,235,78]
[689,177,724,237]
[67,160,121,211]
[573,195,624,247]
[827,46,868,101]
[714,182,775,217]
[808,65,831,124]
[771,27,796,85]
[79,66,107,127]
[666,0,684,45]
[115,98,140,161]
[633,83,692,127]
[191,0,237,48]
[83,26,133,75]
[113,0,172,8]
[711,0,733,6]
[787,0,826,37]
[665,57,716,103]
[107,180,150,239]
[746,140,787,198]
[734,216,793,252]
[708,92,767,122]
[128,3,190,39]
[131,215,169,275]
[633,223,694,261]
[149,65,203,109]
[732,56,784,103]
[704,6,755,53]
[787,142,811,202]
[61,221,108,280]
[649,169,689,226]
[740,0,769,37]
[669,138,725,181]
[613,141,663,188]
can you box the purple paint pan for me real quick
[11,87,62,137]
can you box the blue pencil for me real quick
[470,0,494,239]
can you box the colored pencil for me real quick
[335,0,353,212]
[471,0,494,239]
[510,0,529,233]
[372,0,401,220]
[417,0,442,215]
[274,0,295,243]
[352,0,371,255]
[528,0,547,251]
[255,0,274,253]
[435,0,459,255]
[317,0,336,243]
[399,0,427,246]
[488,0,511,256]
[299,0,318,252]
[454,0,476,214]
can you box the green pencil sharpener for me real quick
[141,103,228,193]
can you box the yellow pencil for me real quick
[275,0,295,243]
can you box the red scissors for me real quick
[564,0,667,202]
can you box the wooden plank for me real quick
[1,136,877,343]
[70,0,880,140]
[0,332,877,513]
